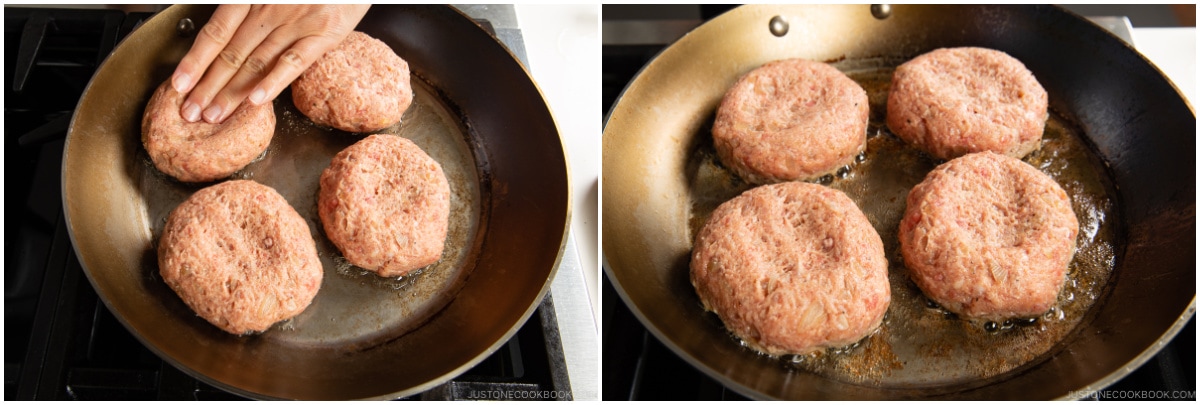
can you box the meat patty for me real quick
[318,134,451,277]
[142,79,275,183]
[158,180,322,335]
[292,31,414,133]
[713,58,868,184]
[690,182,890,356]
[886,47,1048,160]
[899,152,1078,321]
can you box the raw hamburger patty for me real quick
[899,152,1078,321]
[292,31,413,133]
[158,180,322,335]
[690,182,890,355]
[318,134,450,277]
[142,79,275,183]
[886,47,1048,160]
[713,58,868,184]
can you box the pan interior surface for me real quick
[603,4,1194,400]
[63,5,569,400]
[138,78,484,349]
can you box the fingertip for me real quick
[181,101,202,122]
[202,104,224,124]
[248,87,268,105]
[172,72,193,93]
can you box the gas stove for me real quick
[4,6,574,400]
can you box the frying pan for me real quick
[62,4,570,400]
[603,4,1194,400]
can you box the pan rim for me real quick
[1052,299,1195,400]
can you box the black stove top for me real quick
[4,7,570,400]
[600,14,1195,401]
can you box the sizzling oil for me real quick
[686,64,1121,387]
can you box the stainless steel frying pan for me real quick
[603,4,1194,400]
[63,4,570,400]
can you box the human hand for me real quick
[171,4,370,124]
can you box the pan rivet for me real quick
[871,4,892,20]
[177,18,196,37]
[769,16,789,37]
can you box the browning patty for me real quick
[691,182,890,355]
[899,152,1079,321]
[886,47,1048,160]
[142,79,275,183]
[713,58,869,184]
[292,31,414,133]
[158,180,322,335]
[318,134,451,277]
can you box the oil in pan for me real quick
[685,60,1121,387]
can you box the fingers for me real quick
[185,7,280,123]
[246,35,340,106]
[246,5,370,107]
[171,5,249,96]
[204,32,329,122]
[173,4,372,124]
[199,32,298,123]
